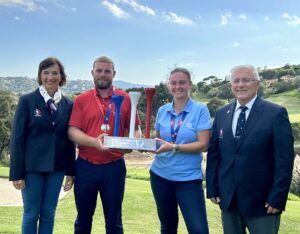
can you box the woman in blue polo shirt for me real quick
[150,67,212,234]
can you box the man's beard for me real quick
[96,80,112,90]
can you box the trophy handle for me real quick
[112,95,124,136]
[129,92,141,138]
[144,88,156,138]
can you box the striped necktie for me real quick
[235,106,248,141]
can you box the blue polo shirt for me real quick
[150,98,212,181]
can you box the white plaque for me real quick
[103,136,158,151]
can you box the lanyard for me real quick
[170,111,187,143]
[102,90,115,126]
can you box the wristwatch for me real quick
[172,144,180,152]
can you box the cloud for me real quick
[220,12,231,25]
[102,0,130,19]
[239,14,247,20]
[162,12,193,25]
[0,0,38,11]
[156,58,165,63]
[233,42,239,47]
[264,16,270,21]
[115,0,155,16]
[282,12,300,26]
[14,16,21,20]
[54,3,66,9]
[54,3,76,13]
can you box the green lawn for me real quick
[0,167,300,233]
[0,166,9,178]
[193,90,300,123]
[266,90,300,117]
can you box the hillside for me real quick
[0,77,150,95]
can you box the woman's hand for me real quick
[63,176,74,192]
[155,138,174,154]
[12,180,25,190]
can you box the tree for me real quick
[196,81,205,92]
[206,87,220,98]
[152,82,172,116]
[216,82,234,101]
[0,90,17,163]
[206,97,226,118]
[259,69,277,80]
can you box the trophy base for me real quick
[103,136,158,151]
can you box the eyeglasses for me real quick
[231,79,257,85]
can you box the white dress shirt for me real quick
[232,95,257,136]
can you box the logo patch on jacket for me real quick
[34,109,42,117]
[219,128,224,138]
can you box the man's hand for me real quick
[64,176,74,192]
[12,180,25,190]
[95,133,109,152]
[210,197,221,204]
[265,203,280,214]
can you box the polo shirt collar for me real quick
[167,97,193,114]
[94,86,115,98]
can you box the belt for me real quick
[79,156,122,165]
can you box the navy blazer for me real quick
[206,96,294,217]
[9,88,75,181]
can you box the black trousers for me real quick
[74,157,126,234]
[221,197,280,234]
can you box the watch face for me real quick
[172,144,179,153]
[101,124,110,132]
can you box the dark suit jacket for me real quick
[9,88,75,181]
[206,96,294,217]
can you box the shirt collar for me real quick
[235,95,257,112]
[94,86,114,98]
[167,97,194,113]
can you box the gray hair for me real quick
[230,65,260,82]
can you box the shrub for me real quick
[290,155,300,197]
[291,123,300,143]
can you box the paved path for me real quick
[0,178,68,207]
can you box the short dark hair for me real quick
[93,56,115,70]
[37,57,67,86]
[170,67,192,82]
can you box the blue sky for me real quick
[1,0,300,86]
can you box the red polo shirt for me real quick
[69,87,141,164]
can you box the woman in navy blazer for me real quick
[9,57,75,234]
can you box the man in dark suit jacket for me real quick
[206,65,294,234]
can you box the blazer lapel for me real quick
[34,89,54,128]
[235,97,264,151]
[54,96,66,128]
[223,102,236,148]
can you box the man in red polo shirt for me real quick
[68,56,141,234]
